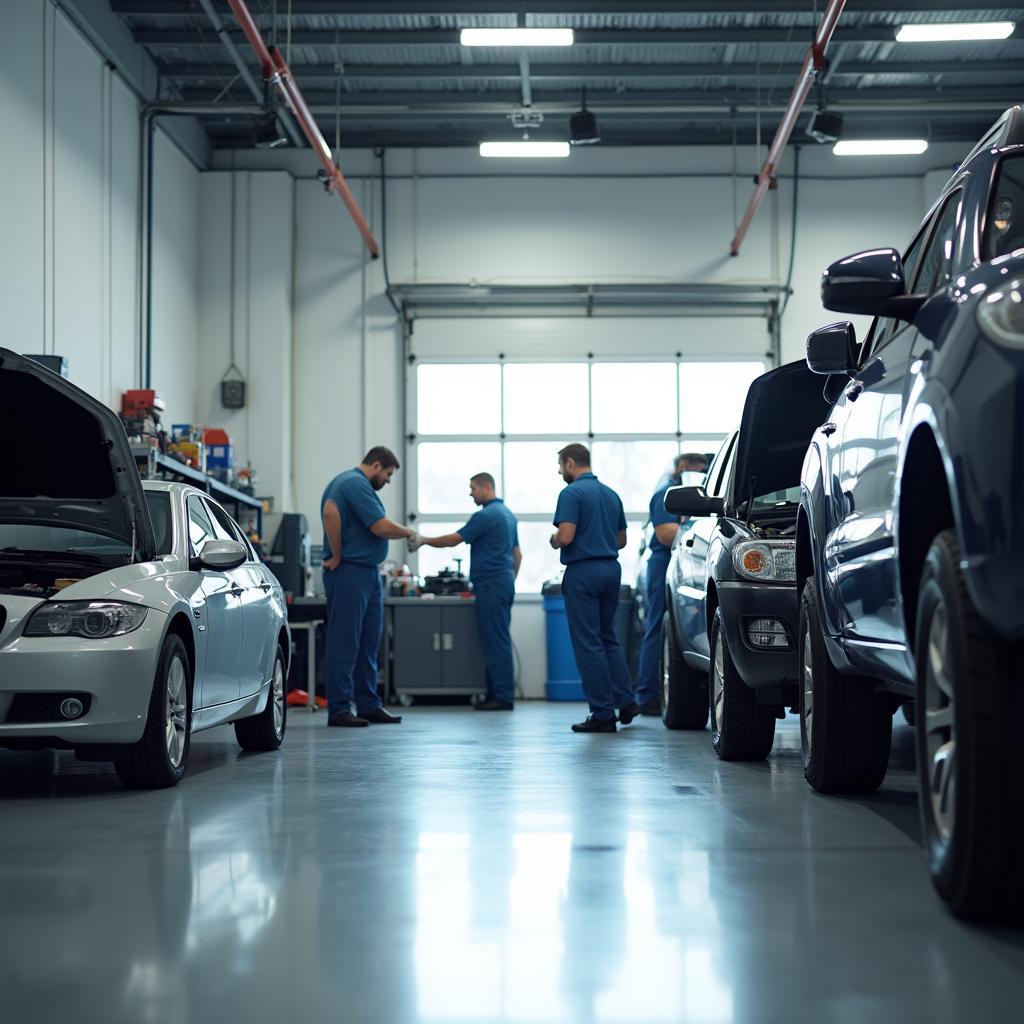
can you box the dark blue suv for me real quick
[796,107,1024,923]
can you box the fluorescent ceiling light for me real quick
[833,139,928,156]
[460,28,574,47]
[896,21,1014,43]
[480,141,571,158]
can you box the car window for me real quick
[710,435,738,500]
[913,191,961,295]
[984,155,1024,260]
[144,491,174,555]
[861,220,931,361]
[187,497,217,555]
[205,499,255,561]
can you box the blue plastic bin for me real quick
[542,581,634,702]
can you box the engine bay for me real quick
[0,565,88,599]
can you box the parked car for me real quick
[0,349,289,788]
[660,361,831,758]
[796,107,1024,922]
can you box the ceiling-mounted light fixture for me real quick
[806,108,843,144]
[833,139,928,156]
[460,28,574,47]
[254,115,288,149]
[569,88,600,146]
[479,141,571,158]
[895,21,1014,43]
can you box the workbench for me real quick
[285,595,488,708]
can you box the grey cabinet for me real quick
[390,600,487,697]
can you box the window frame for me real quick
[408,356,765,591]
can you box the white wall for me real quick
[0,0,200,425]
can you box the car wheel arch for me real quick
[796,508,813,599]
[898,424,956,653]
[277,627,291,673]
[706,578,720,645]
[163,612,196,692]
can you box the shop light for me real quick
[460,28,574,47]
[479,141,571,158]
[833,139,928,156]
[896,21,1014,43]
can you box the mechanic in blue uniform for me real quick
[321,446,417,727]
[412,472,522,710]
[550,443,641,733]
[634,452,709,715]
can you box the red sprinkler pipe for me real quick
[730,0,846,257]
[225,0,380,259]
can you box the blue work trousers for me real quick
[562,558,634,720]
[473,572,516,704]
[323,562,384,716]
[635,551,670,706]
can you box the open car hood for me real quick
[0,349,155,561]
[732,360,831,510]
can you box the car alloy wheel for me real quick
[802,629,814,751]
[272,657,286,740]
[165,654,188,769]
[923,601,956,842]
[712,632,726,737]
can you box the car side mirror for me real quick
[197,538,247,571]
[806,321,859,376]
[821,247,926,322]
[665,485,724,518]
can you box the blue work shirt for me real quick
[648,481,680,561]
[321,467,388,568]
[458,498,519,584]
[553,472,627,565]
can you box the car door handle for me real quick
[685,537,695,548]
[845,382,864,402]
[259,583,272,592]
[230,585,244,597]
[820,422,838,437]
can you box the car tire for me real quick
[799,577,891,794]
[235,646,288,752]
[661,610,709,731]
[709,609,776,761]
[914,530,1024,923]
[115,633,192,789]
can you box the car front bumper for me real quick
[716,581,799,688]
[0,607,169,747]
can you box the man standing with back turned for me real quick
[321,446,417,727]
[550,444,640,733]
[412,472,522,710]
[634,452,709,715]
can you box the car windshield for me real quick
[751,485,801,510]
[145,492,174,555]
[984,154,1024,260]
[0,525,130,564]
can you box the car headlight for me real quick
[24,601,148,639]
[732,540,796,582]
[976,281,1024,348]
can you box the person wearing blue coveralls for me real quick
[411,472,523,710]
[321,446,418,727]
[634,452,709,715]
[550,443,642,733]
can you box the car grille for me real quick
[4,693,92,724]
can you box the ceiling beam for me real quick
[114,1,1024,15]
[176,84,1021,113]
[135,26,931,46]
[157,59,1024,82]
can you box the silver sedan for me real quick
[0,349,289,787]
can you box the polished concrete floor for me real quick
[1,704,1022,1024]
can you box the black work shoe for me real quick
[361,707,403,724]
[617,702,642,725]
[475,698,514,711]
[636,700,662,717]
[327,712,369,728]
[571,715,617,733]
